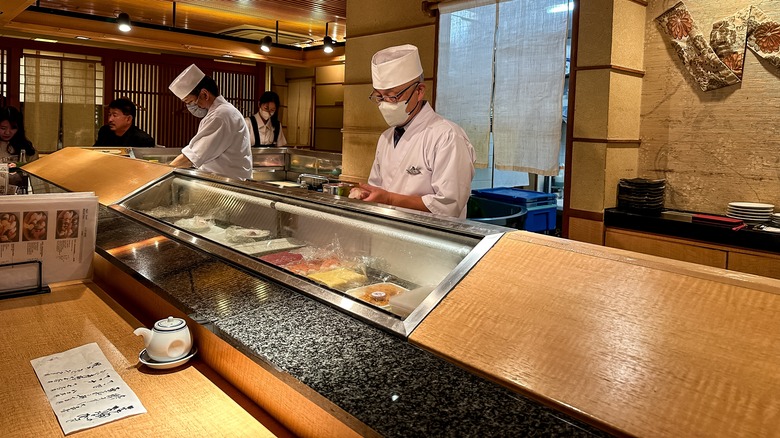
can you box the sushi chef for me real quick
[350,44,475,218]
[168,64,252,180]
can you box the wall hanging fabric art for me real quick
[656,2,780,91]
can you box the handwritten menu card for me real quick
[30,343,146,435]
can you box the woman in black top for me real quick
[245,91,287,147]
[0,106,36,162]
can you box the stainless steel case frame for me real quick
[111,169,508,338]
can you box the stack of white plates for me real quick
[726,202,774,223]
[771,213,780,227]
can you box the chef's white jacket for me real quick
[368,103,476,218]
[182,95,252,180]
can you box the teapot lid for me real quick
[154,316,187,332]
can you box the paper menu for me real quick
[0,192,97,292]
[30,343,147,435]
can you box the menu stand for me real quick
[0,260,50,300]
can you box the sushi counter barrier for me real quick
[76,145,343,189]
[19,148,780,437]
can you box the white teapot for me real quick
[134,316,193,362]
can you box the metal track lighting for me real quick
[323,36,334,54]
[117,12,131,32]
[260,36,272,53]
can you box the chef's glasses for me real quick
[368,81,420,105]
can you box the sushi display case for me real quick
[111,169,508,336]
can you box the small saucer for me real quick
[139,346,197,370]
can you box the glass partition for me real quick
[112,171,504,336]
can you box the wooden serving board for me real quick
[410,231,780,438]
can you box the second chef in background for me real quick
[168,64,252,180]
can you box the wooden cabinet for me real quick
[605,228,780,280]
[728,251,780,279]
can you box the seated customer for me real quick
[0,106,36,162]
[0,105,36,191]
[94,98,155,147]
[245,91,287,147]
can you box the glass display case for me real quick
[129,147,342,186]
[112,169,506,336]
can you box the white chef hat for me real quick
[371,44,423,90]
[169,64,205,100]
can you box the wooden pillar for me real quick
[564,0,647,245]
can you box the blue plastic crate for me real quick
[525,204,557,232]
[471,187,556,208]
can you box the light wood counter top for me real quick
[22,147,172,205]
[411,231,780,438]
[0,281,281,437]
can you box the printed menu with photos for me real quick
[0,192,98,292]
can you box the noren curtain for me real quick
[24,56,97,151]
[437,0,569,176]
[437,0,496,168]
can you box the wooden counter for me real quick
[411,231,780,437]
[0,281,284,437]
[22,147,172,205]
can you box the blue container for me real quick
[471,188,557,232]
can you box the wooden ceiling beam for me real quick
[0,0,36,27]
[2,9,344,68]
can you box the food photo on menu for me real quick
[22,211,48,241]
[56,209,79,239]
[0,212,20,242]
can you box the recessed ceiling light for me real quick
[33,38,58,43]
[75,36,91,40]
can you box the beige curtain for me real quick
[492,0,568,175]
[287,78,312,146]
[62,60,97,147]
[24,57,97,151]
[23,57,61,153]
[436,0,496,168]
[437,0,569,176]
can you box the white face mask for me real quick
[378,101,411,127]
[260,109,273,120]
[187,103,208,118]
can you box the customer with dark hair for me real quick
[0,105,36,192]
[0,106,36,162]
[167,64,252,180]
[245,91,287,147]
[94,98,155,147]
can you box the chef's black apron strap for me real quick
[249,115,261,148]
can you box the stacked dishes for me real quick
[617,178,666,215]
[726,202,774,223]
[772,213,780,227]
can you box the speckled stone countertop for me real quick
[96,206,612,437]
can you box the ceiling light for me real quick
[33,38,58,43]
[75,36,91,40]
[260,36,272,53]
[117,12,132,32]
[323,36,334,54]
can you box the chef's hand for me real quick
[348,186,370,200]
[357,184,391,205]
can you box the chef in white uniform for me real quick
[168,64,252,180]
[352,44,475,218]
